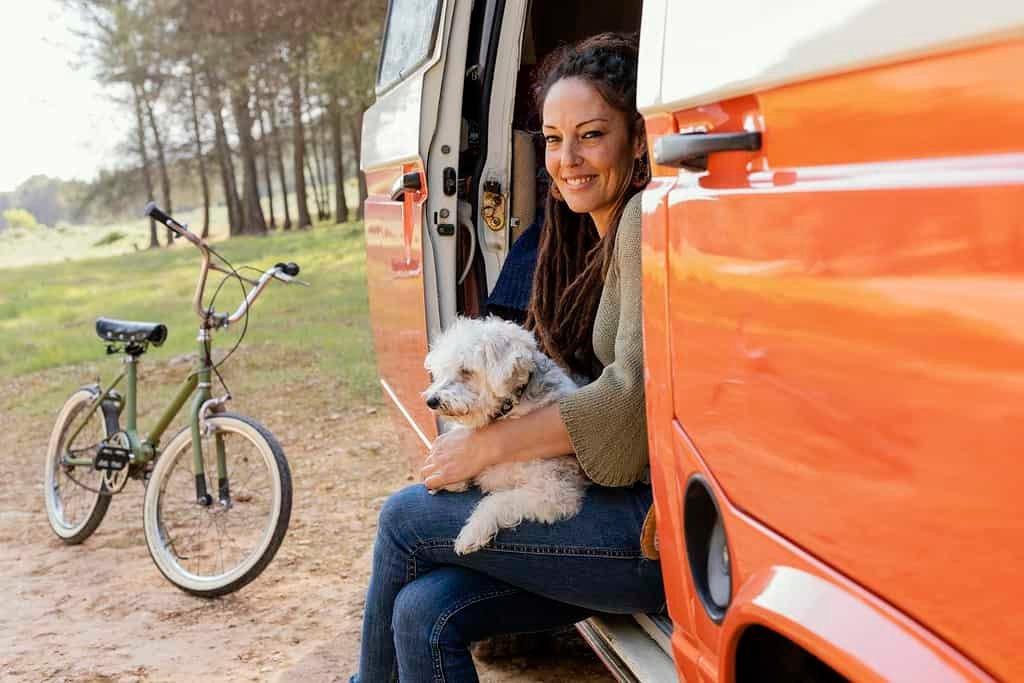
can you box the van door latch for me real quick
[443,167,457,196]
[481,180,505,231]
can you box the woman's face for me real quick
[542,76,643,235]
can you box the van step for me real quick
[576,614,679,682]
[634,612,674,654]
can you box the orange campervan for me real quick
[362,0,1024,679]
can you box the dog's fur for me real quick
[423,316,589,554]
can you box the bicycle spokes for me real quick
[155,425,277,582]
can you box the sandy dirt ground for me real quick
[0,356,612,682]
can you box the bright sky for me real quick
[0,1,129,193]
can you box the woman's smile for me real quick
[562,174,597,190]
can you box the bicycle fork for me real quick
[190,330,230,508]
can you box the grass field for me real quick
[0,215,380,417]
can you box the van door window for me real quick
[377,0,442,90]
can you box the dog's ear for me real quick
[483,333,533,391]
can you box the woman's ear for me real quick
[633,116,648,160]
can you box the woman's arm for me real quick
[421,403,571,491]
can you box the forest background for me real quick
[0,0,384,247]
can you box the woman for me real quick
[352,32,659,682]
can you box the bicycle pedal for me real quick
[94,444,131,472]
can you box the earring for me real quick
[632,154,651,188]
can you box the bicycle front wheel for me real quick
[143,413,292,597]
[43,387,112,544]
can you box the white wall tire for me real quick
[43,388,112,544]
[142,413,292,597]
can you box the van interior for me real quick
[455,0,643,321]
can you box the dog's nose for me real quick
[426,395,441,409]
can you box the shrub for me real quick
[93,230,126,247]
[2,208,39,229]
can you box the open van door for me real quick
[361,0,474,459]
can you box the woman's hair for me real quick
[525,32,645,379]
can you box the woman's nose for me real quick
[560,138,582,167]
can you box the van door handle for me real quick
[654,131,762,169]
[390,172,422,201]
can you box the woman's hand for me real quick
[421,427,501,491]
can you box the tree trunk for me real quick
[348,111,367,221]
[132,83,159,249]
[269,94,292,230]
[320,106,332,217]
[288,67,312,229]
[304,87,328,221]
[256,99,276,230]
[229,83,268,235]
[142,90,173,246]
[327,94,348,223]
[188,61,211,239]
[313,97,331,219]
[305,152,324,220]
[311,118,328,220]
[208,81,242,236]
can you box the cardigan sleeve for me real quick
[558,195,649,486]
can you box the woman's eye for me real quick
[544,135,560,145]
[582,130,604,140]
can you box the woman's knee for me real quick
[376,484,432,547]
[377,483,478,549]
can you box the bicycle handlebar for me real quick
[141,202,305,328]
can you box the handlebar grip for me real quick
[143,201,172,226]
[275,262,300,276]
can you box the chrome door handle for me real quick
[653,132,762,169]
[390,172,422,201]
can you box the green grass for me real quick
[0,217,380,406]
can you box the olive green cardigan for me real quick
[558,193,657,557]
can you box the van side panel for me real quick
[663,41,1024,680]
[364,164,437,455]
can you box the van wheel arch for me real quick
[734,625,846,683]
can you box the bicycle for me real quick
[43,202,308,597]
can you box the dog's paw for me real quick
[454,522,496,555]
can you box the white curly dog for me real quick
[423,316,589,555]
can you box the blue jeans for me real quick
[351,481,664,682]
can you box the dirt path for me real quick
[0,360,611,682]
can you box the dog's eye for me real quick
[459,367,473,379]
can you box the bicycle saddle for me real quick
[95,318,168,346]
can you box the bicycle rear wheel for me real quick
[43,387,112,544]
[142,413,292,597]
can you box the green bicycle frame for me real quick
[61,331,224,501]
